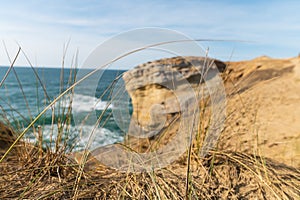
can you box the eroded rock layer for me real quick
[122,56,225,151]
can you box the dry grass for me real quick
[0,142,299,199]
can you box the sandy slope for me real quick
[220,56,300,167]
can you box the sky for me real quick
[0,0,300,69]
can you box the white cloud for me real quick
[0,0,300,67]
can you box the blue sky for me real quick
[0,0,300,68]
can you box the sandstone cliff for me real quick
[122,56,226,153]
[121,55,300,167]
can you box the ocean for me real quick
[0,66,128,151]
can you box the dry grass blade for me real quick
[0,46,21,87]
[2,42,36,123]
[2,146,299,199]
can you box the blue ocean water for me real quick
[0,66,128,150]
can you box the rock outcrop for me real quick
[123,56,226,92]
[122,56,226,151]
